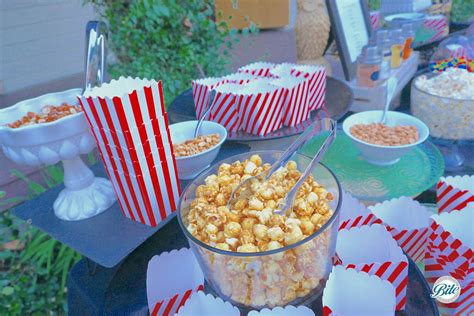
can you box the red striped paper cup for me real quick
[238,62,276,77]
[369,11,381,30]
[78,77,180,227]
[236,80,287,136]
[336,224,409,310]
[322,265,396,315]
[436,175,474,214]
[221,72,257,84]
[370,197,431,263]
[337,191,370,230]
[208,83,243,132]
[290,65,327,111]
[192,77,227,120]
[272,76,311,127]
[177,292,240,316]
[269,63,298,78]
[147,248,205,316]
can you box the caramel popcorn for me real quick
[173,133,221,157]
[7,103,82,128]
[184,154,336,308]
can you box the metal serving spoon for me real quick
[227,118,336,216]
[194,90,216,138]
[380,77,398,124]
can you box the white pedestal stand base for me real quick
[53,156,117,221]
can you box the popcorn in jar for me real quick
[178,151,341,309]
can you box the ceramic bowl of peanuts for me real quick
[169,120,227,180]
[342,111,429,166]
[177,150,342,310]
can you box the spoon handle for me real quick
[194,90,216,138]
[276,118,336,215]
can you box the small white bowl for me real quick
[169,120,227,180]
[342,111,429,166]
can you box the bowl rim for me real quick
[170,120,228,160]
[342,110,429,149]
[0,88,84,133]
[411,72,474,102]
[177,149,342,257]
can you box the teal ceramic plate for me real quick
[302,134,445,203]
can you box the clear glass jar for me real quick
[177,150,342,310]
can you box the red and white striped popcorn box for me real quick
[338,213,382,231]
[290,65,326,111]
[237,79,287,136]
[272,76,311,127]
[436,175,474,214]
[248,306,315,316]
[369,11,381,30]
[221,72,257,84]
[425,206,473,315]
[176,292,240,316]
[269,62,298,78]
[369,197,431,263]
[78,77,180,227]
[337,191,370,230]
[147,248,205,316]
[192,77,227,119]
[322,265,396,316]
[208,83,244,132]
[238,62,276,77]
[423,15,449,43]
[336,224,409,310]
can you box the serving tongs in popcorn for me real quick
[228,118,336,216]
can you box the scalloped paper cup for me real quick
[222,72,257,84]
[236,79,286,136]
[425,206,473,315]
[269,63,299,78]
[248,305,315,316]
[78,77,180,227]
[192,77,227,119]
[336,224,408,310]
[147,248,205,316]
[238,62,276,77]
[272,76,310,127]
[176,292,240,316]
[436,175,474,214]
[370,197,431,263]
[208,83,243,132]
[338,191,371,230]
[290,65,326,111]
[322,265,396,316]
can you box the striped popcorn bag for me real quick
[370,197,431,263]
[147,248,205,316]
[238,61,276,77]
[290,65,326,112]
[208,83,244,133]
[192,77,227,119]
[336,224,409,310]
[78,77,180,227]
[436,175,474,214]
[272,76,311,127]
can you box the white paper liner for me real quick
[248,305,315,316]
[370,197,431,231]
[176,292,240,316]
[146,248,204,315]
[322,265,396,316]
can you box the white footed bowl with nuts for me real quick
[177,151,341,310]
[411,68,474,140]
[169,120,227,180]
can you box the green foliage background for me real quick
[86,0,237,105]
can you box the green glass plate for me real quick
[301,134,445,202]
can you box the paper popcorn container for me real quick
[436,175,474,214]
[425,206,473,315]
[336,224,409,310]
[272,76,311,127]
[207,83,243,132]
[370,197,431,263]
[422,15,449,43]
[338,191,370,229]
[338,213,382,231]
[147,248,205,316]
[322,265,396,316]
[237,80,287,136]
[176,292,240,316]
[192,77,227,119]
[222,72,257,84]
[78,77,180,227]
[290,65,326,111]
[269,63,299,78]
[248,305,315,316]
[238,62,276,77]
[369,11,381,30]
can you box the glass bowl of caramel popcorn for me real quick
[177,150,342,310]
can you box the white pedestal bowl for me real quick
[0,88,116,220]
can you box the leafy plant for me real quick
[86,0,243,105]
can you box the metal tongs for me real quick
[228,118,337,216]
